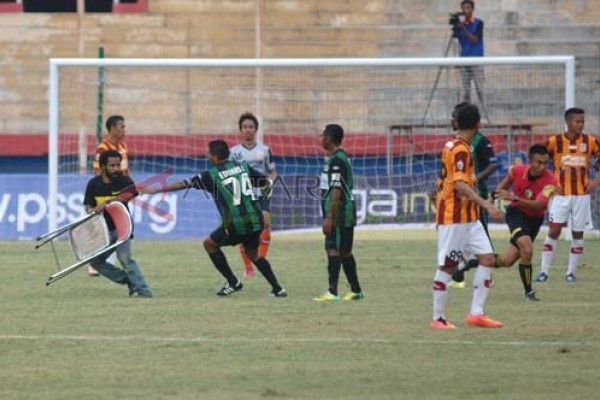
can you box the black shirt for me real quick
[84,174,135,231]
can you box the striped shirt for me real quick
[93,139,130,176]
[547,133,600,195]
[437,137,479,225]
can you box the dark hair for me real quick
[461,0,475,9]
[455,104,480,130]
[323,124,344,145]
[564,107,585,120]
[452,101,470,119]
[105,115,124,132]
[99,150,122,167]
[208,139,230,160]
[238,112,259,131]
[528,144,549,160]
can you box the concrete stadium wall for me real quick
[0,0,599,143]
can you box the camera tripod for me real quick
[421,31,490,125]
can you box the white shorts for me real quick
[437,222,493,267]
[548,195,592,231]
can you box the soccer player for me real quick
[230,112,277,279]
[89,115,131,276]
[84,150,153,297]
[535,107,600,283]
[431,104,504,329]
[450,101,497,288]
[313,124,364,302]
[493,144,558,301]
[140,140,287,297]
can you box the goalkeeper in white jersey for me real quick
[230,112,277,278]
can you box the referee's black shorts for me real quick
[325,226,354,254]
[505,206,544,248]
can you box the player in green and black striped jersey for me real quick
[314,124,364,302]
[140,140,286,298]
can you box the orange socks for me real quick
[259,228,271,258]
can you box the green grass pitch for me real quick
[1,229,599,400]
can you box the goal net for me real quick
[48,57,580,239]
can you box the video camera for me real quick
[448,11,465,27]
[448,11,465,37]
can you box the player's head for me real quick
[238,112,259,144]
[455,103,480,131]
[528,144,550,177]
[105,115,125,140]
[564,107,585,135]
[322,124,344,151]
[208,139,230,164]
[451,101,470,130]
[99,150,122,180]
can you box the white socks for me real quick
[541,237,584,276]
[540,237,557,274]
[470,265,493,316]
[567,239,584,275]
[432,270,452,321]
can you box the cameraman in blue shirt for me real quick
[455,0,484,102]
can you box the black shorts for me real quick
[325,226,354,253]
[257,197,271,212]
[210,227,261,252]
[505,206,544,248]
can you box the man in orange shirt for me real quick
[93,115,130,177]
[431,104,504,330]
[535,108,600,283]
[89,115,131,276]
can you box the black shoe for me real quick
[464,258,479,271]
[119,278,135,297]
[525,291,540,302]
[134,292,153,298]
[217,281,243,296]
[452,270,465,283]
[271,288,288,298]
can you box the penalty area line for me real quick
[0,334,597,347]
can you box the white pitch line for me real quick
[0,334,597,347]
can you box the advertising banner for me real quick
[1,173,514,239]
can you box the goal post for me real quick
[47,56,576,236]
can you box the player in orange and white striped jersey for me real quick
[431,104,504,330]
[535,108,600,283]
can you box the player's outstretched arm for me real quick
[137,181,187,195]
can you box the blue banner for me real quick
[0,174,220,240]
[1,173,506,240]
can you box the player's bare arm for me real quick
[477,162,498,183]
[494,172,513,200]
[455,180,504,221]
[138,181,188,195]
[323,187,342,235]
[586,170,600,194]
